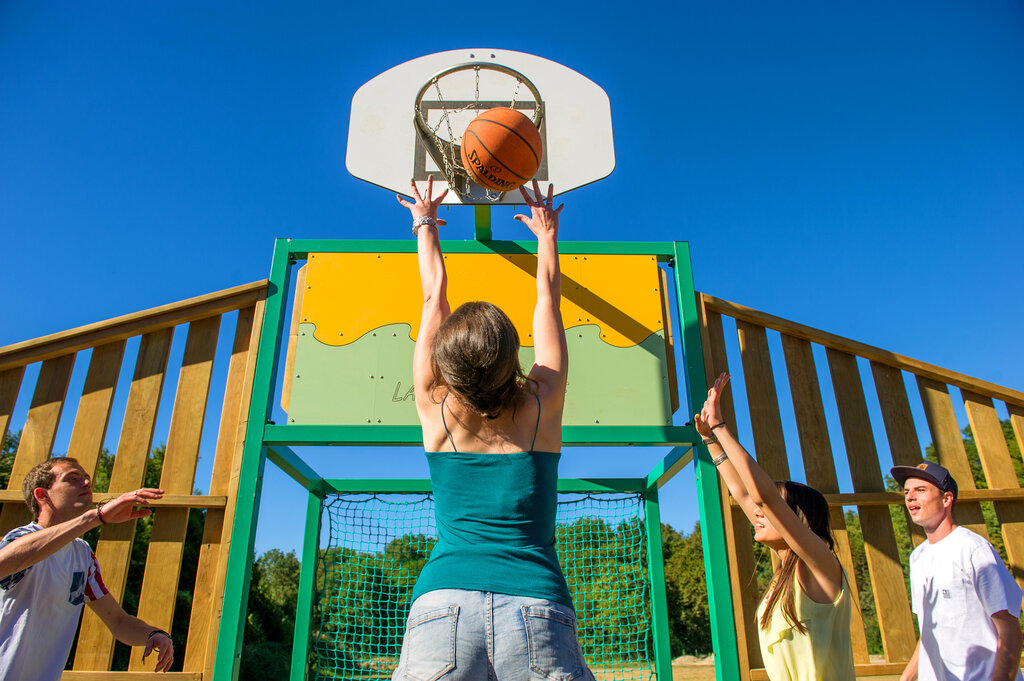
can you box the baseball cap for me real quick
[890,461,958,500]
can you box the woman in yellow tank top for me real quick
[695,373,855,681]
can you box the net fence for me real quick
[311,492,655,680]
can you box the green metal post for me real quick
[290,490,323,681]
[474,205,491,240]
[671,242,740,681]
[213,238,295,681]
[644,486,674,681]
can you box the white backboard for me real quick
[347,49,615,204]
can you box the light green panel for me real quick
[288,323,672,426]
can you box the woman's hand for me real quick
[396,177,448,228]
[515,180,562,238]
[694,372,730,437]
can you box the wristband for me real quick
[702,436,719,446]
[412,215,436,236]
[96,506,108,524]
[712,452,729,466]
[147,628,169,641]
[710,421,728,432]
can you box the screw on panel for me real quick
[366,419,372,423]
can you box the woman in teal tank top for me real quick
[696,373,855,681]
[393,178,594,681]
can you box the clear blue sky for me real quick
[2,1,1022,556]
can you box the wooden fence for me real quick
[0,281,267,680]
[697,293,1024,680]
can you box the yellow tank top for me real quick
[755,570,855,681]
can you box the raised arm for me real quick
[396,178,450,405]
[696,373,842,595]
[516,181,566,405]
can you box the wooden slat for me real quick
[280,264,306,414]
[67,341,126,478]
[780,334,869,663]
[963,390,1024,590]
[130,317,220,670]
[697,298,758,673]
[735,321,789,478]
[185,306,258,671]
[729,489,1024,508]
[750,661,910,680]
[1011,405,1024,476]
[203,299,264,677]
[0,354,75,534]
[826,348,916,660]
[0,367,25,450]
[75,328,173,671]
[62,673,202,680]
[0,280,266,372]
[0,491,224,507]
[916,377,988,538]
[701,294,1024,408]
[871,362,927,548]
[660,269,678,414]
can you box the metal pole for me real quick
[290,490,324,681]
[671,241,741,681]
[644,486,674,680]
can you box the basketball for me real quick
[460,108,543,192]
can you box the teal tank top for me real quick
[412,449,573,607]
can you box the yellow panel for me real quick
[301,253,664,348]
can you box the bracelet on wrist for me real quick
[147,628,169,641]
[702,436,719,446]
[412,215,437,236]
[96,506,108,524]
[710,421,728,432]
[712,452,729,466]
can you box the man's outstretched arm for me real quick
[89,594,174,672]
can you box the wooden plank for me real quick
[750,662,910,680]
[735,321,790,479]
[660,269,678,414]
[130,317,220,670]
[0,354,75,534]
[701,295,1024,408]
[697,299,758,673]
[0,491,224,507]
[0,280,266,372]
[963,390,1024,591]
[0,367,25,450]
[62,673,202,681]
[280,264,305,414]
[74,328,173,671]
[67,341,126,478]
[185,306,257,672]
[1011,405,1024,478]
[203,299,265,678]
[916,377,989,538]
[781,334,869,663]
[871,362,927,548]
[826,348,916,660]
[729,489,1024,507]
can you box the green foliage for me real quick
[0,430,18,489]
[661,522,711,655]
[241,549,302,681]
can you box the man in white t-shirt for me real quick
[0,457,174,679]
[893,460,1024,681]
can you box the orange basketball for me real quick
[460,108,543,192]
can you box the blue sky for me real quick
[2,1,1023,556]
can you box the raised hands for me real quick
[397,177,448,233]
[515,181,563,239]
[97,488,163,524]
[695,372,731,438]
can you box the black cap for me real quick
[890,461,958,500]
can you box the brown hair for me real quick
[430,301,535,419]
[759,480,836,634]
[22,457,81,520]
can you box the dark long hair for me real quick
[759,480,836,634]
[430,301,536,419]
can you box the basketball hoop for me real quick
[413,62,544,203]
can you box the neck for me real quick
[37,506,86,529]
[923,516,957,543]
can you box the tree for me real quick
[240,549,301,681]
[661,522,712,655]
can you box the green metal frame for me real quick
[211,238,741,681]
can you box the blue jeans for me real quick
[392,589,595,681]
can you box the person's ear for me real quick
[33,488,48,504]
[943,491,954,508]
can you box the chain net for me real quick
[311,492,654,680]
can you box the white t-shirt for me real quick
[910,526,1024,681]
[0,523,109,681]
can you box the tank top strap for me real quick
[530,392,541,451]
[441,392,457,452]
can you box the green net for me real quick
[311,492,654,681]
